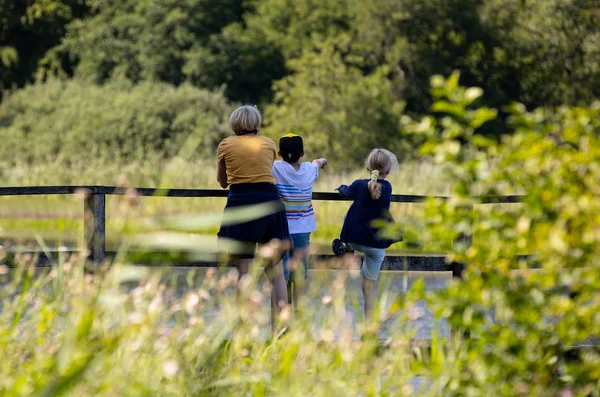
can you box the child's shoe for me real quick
[332,238,347,256]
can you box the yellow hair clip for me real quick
[370,170,380,181]
[282,133,299,138]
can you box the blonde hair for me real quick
[229,105,262,135]
[365,148,398,200]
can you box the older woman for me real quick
[216,105,289,328]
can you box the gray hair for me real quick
[229,105,262,135]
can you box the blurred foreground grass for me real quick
[0,256,449,396]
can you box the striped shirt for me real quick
[272,161,319,234]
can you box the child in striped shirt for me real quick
[272,134,327,308]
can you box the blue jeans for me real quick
[349,243,386,281]
[283,233,311,282]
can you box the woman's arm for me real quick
[217,159,229,189]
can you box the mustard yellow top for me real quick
[217,135,277,185]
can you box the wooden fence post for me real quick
[84,193,106,266]
[451,205,473,279]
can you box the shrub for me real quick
[0,79,235,167]
[397,72,600,395]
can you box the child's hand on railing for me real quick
[312,158,327,169]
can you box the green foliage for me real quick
[398,74,600,394]
[183,22,286,104]
[254,0,598,162]
[246,0,357,60]
[1,75,599,396]
[481,0,600,107]
[366,0,502,112]
[3,0,600,167]
[263,42,405,167]
[44,0,247,84]
[0,0,89,91]
[246,0,411,164]
[0,79,234,165]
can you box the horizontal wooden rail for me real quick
[0,185,524,275]
[0,185,523,203]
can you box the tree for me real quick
[480,0,600,107]
[0,0,89,93]
[263,42,405,167]
[45,0,247,85]
[3,0,599,168]
[183,22,286,104]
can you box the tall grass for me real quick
[1,158,450,193]
[0,254,447,396]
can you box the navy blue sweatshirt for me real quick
[337,178,394,249]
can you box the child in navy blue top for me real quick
[332,148,399,326]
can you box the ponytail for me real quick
[365,147,397,200]
[368,169,382,200]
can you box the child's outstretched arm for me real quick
[336,180,360,199]
[312,158,327,169]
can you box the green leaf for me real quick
[464,87,483,104]
[447,71,461,91]
[431,100,466,118]
[468,108,498,128]
[430,75,445,88]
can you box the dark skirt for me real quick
[218,183,290,245]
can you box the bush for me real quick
[0,79,235,166]
[397,73,600,395]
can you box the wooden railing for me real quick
[0,186,523,276]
